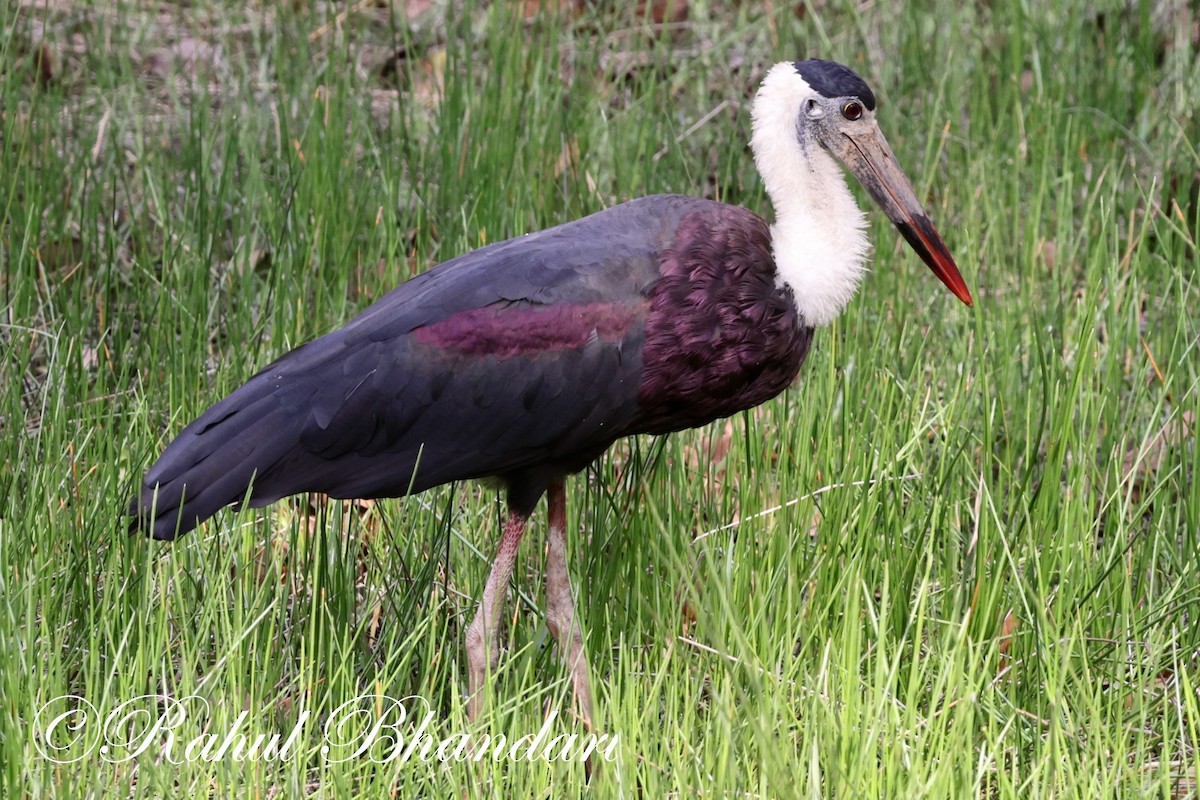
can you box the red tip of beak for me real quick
[895,215,973,307]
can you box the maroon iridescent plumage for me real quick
[637,206,811,433]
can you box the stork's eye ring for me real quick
[842,101,864,120]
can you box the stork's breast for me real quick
[635,207,812,434]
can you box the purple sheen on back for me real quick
[412,301,644,358]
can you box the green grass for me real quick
[3,0,1199,797]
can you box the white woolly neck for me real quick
[750,62,871,327]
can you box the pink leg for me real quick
[465,508,528,722]
[543,479,594,729]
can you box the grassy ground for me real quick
[3,0,1199,797]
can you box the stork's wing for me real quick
[132,197,709,540]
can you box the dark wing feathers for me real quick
[133,195,711,540]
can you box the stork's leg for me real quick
[543,479,595,729]
[465,507,529,722]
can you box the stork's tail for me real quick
[129,390,301,540]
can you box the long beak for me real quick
[834,126,973,307]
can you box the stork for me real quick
[131,60,973,729]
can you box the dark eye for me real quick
[842,101,863,120]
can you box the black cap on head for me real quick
[793,60,876,111]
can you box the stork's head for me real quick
[751,60,973,323]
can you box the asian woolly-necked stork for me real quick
[131,59,973,727]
